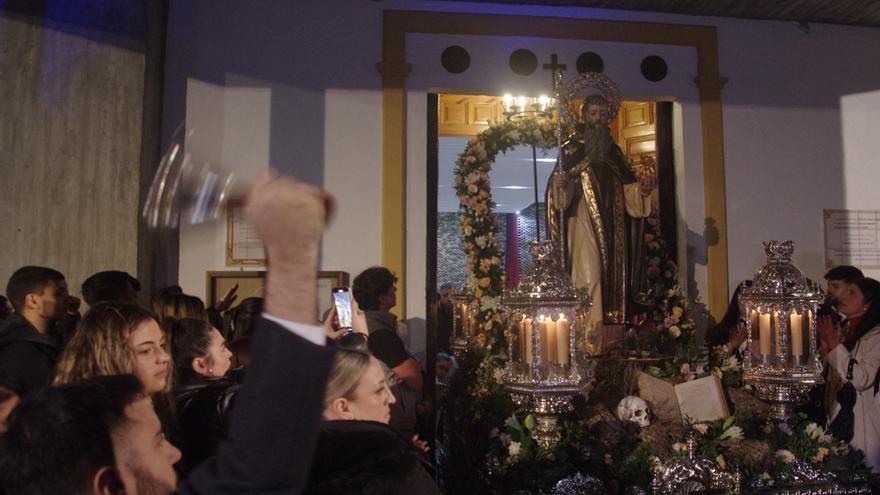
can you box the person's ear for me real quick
[192,356,208,375]
[331,398,354,419]
[23,293,40,311]
[93,466,125,495]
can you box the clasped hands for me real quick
[817,314,845,356]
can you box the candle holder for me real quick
[740,240,824,422]
[450,288,477,358]
[500,240,592,448]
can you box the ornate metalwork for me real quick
[552,473,605,494]
[740,241,825,421]
[501,240,593,448]
[557,71,623,132]
[749,459,873,493]
[652,433,740,494]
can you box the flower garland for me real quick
[454,117,558,347]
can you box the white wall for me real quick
[840,89,880,280]
[164,0,880,359]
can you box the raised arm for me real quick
[181,175,336,494]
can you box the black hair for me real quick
[352,266,397,311]
[845,277,880,351]
[81,270,141,306]
[0,295,11,320]
[706,280,752,348]
[223,297,263,342]
[169,318,214,386]
[824,265,864,283]
[0,375,144,494]
[5,266,65,313]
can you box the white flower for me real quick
[776,449,796,464]
[504,415,519,429]
[494,368,504,384]
[695,365,705,375]
[719,425,743,441]
[721,355,739,371]
[805,422,823,440]
[481,296,498,312]
[668,325,681,338]
[680,363,691,375]
[672,442,687,453]
[777,422,793,436]
[508,441,522,458]
[693,423,709,435]
[475,236,487,248]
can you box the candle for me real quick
[543,316,557,364]
[522,317,533,365]
[759,313,772,356]
[556,314,571,366]
[790,312,803,357]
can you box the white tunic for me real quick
[827,325,880,473]
[566,181,651,352]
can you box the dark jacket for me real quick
[305,420,440,495]
[174,377,240,476]
[0,315,62,397]
[178,316,335,494]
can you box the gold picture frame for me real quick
[226,201,267,266]
[206,270,350,319]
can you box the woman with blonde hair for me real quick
[54,302,173,429]
[305,348,439,494]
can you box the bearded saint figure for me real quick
[547,94,657,354]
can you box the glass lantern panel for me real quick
[749,309,778,366]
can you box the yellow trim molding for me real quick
[378,10,730,320]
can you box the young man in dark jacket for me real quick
[0,266,79,397]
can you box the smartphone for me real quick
[332,287,353,329]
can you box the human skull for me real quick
[616,396,651,427]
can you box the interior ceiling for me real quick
[439,136,556,213]
[447,0,880,28]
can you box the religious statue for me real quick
[547,91,657,353]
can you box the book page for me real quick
[638,372,682,423]
[674,375,729,423]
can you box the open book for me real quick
[637,372,729,424]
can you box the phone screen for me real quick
[332,288,353,329]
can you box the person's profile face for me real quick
[439,288,452,307]
[202,328,233,378]
[114,398,180,495]
[35,280,69,320]
[128,319,170,394]
[827,280,848,304]
[585,103,608,126]
[436,359,452,380]
[347,357,396,424]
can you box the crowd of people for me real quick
[0,176,441,494]
[2,174,879,495]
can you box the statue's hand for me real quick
[639,174,657,196]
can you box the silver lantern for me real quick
[500,240,593,447]
[740,240,824,421]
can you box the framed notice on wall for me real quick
[823,209,880,268]
[226,202,267,266]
